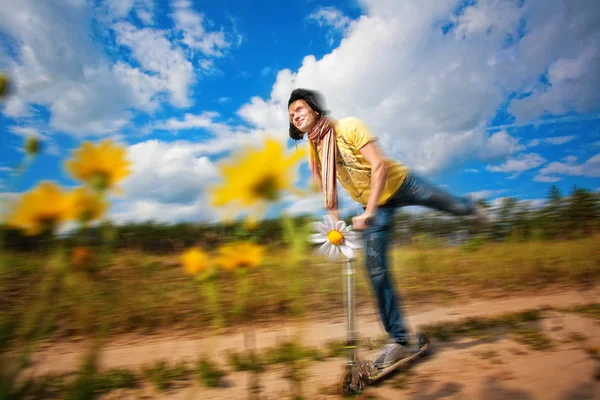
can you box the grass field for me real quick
[0,235,597,342]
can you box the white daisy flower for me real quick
[309,215,363,260]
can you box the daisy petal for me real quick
[343,232,363,249]
[325,214,336,230]
[336,220,347,232]
[340,244,355,259]
[317,241,331,256]
[328,244,340,260]
[344,239,361,249]
[309,233,328,244]
[310,221,329,234]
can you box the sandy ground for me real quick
[23,288,600,399]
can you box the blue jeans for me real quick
[362,173,476,343]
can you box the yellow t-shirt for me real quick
[327,117,409,206]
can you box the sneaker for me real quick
[374,339,414,369]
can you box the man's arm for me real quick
[352,141,388,230]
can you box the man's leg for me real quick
[363,207,417,367]
[362,207,408,344]
[389,173,480,217]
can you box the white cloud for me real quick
[508,2,600,122]
[157,112,219,130]
[0,0,246,138]
[488,115,600,131]
[465,168,479,173]
[467,189,506,200]
[538,153,600,178]
[123,139,219,204]
[110,139,223,223]
[0,1,133,135]
[487,153,545,174]
[1,97,34,118]
[453,0,523,39]
[562,155,577,163]
[533,174,561,183]
[0,1,185,136]
[284,193,322,216]
[527,135,576,147]
[171,0,232,56]
[105,0,154,24]
[308,7,353,32]
[111,197,220,224]
[113,21,194,107]
[545,135,575,145]
[307,6,355,45]
[237,0,598,175]
[0,192,19,218]
[282,186,360,218]
[112,62,166,113]
[9,126,46,140]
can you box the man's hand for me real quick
[352,212,375,231]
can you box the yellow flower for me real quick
[210,138,305,220]
[6,181,72,235]
[70,187,108,223]
[71,246,95,269]
[180,247,209,275]
[218,241,265,270]
[65,140,131,192]
[25,136,40,156]
[0,73,11,99]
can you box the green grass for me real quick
[421,309,554,351]
[421,310,542,342]
[141,360,190,391]
[195,359,226,388]
[227,339,332,373]
[227,350,264,372]
[0,236,598,344]
[11,368,138,400]
[510,327,553,351]
[561,303,600,320]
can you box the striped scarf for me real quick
[308,116,338,210]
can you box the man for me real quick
[288,88,489,368]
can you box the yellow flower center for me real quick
[90,172,109,191]
[252,175,279,201]
[34,217,58,235]
[327,230,344,246]
[25,137,40,156]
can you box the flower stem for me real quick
[203,278,223,331]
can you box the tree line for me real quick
[3,185,598,254]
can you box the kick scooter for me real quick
[338,257,433,396]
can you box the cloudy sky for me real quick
[1,0,599,224]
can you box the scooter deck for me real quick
[368,341,430,382]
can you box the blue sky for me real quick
[1,0,599,223]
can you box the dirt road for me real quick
[25,288,600,399]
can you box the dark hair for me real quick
[288,88,330,141]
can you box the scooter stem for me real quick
[345,257,357,365]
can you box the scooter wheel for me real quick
[339,367,362,396]
[417,332,434,357]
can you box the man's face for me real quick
[288,100,319,133]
